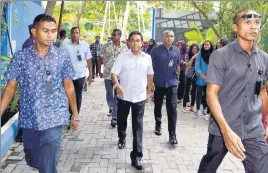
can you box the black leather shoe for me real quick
[118,139,125,149]
[111,119,117,127]
[130,152,143,170]
[155,126,162,136]
[169,135,178,145]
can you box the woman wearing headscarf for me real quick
[195,40,214,120]
[146,39,157,55]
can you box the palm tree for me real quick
[184,22,218,45]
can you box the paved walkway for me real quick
[1,78,245,173]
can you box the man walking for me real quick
[61,27,92,118]
[1,14,79,173]
[54,30,67,47]
[99,29,128,127]
[198,9,268,173]
[151,30,181,145]
[111,31,154,170]
[90,36,103,81]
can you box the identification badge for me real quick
[168,59,174,67]
[45,71,53,95]
[77,50,82,61]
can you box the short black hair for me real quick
[128,31,143,41]
[33,13,56,28]
[59,30,66,38]
[28,24,34,36]
[112,28,122,37]
[218,38,230,47]
[71,27,80,33]
[179,42,187,53]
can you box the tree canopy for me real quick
[51,1,268,51]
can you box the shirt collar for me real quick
[233,40,258,54]
[127,49,145,57]
[112,41,124,48]
[161,44,174,51]
[30,44,55,58]
[70,40,82,45]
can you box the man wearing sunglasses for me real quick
[198,9,268,173]
[99,29,128,127]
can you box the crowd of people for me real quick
[1,8,268,173]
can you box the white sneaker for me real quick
[204,114,211,121]
[195,110,202,116]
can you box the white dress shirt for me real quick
[111,49,154,103]
[61,40,92,80]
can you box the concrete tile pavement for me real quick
[1,78,245,173]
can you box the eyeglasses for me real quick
[241,13,262,19]
[129,40,141,44]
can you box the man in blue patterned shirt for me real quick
[0,14,79,173]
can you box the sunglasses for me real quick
[241,13,262,19]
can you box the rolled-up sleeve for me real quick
[206,50,226,86]
[5,53,21,83]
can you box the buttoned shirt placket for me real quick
[241,51,258,140]
[165,49,170,88]
[241,53,252,140]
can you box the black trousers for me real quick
[177,71,185,100]
[198,134,268,173]
[69,77,85,115]
[92,58,98,78]
[183,77,197,107]
[196,85,210,113]
[117,99,145,157]
[154,86,177,136]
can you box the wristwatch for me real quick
[113,83,120,89]
[71,115,80,121]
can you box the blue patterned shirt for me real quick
[5,45,74,130]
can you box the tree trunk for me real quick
[57,1,64,39]
[122,1,130,40]
[74,1,87,27]
[45,1,57,16]
[0,1,5,17]
[191,1,220,38]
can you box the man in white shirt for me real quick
[61,27,92,125]
[111,31,154,170]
